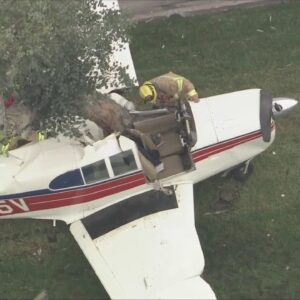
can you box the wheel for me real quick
[232,161,254,182]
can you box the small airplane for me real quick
[0,1,298,299]
[0,88,297,299]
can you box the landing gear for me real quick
[232,160,254,182]
[47,219,58,243]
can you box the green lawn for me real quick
[1,2,300,299]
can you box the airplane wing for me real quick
[94,0,138,94]
[70,183,216,299]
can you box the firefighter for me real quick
[0,94,44,155]
[138,72,199,108]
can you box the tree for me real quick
[0,0,133,136]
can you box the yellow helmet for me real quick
[139,81,157,103]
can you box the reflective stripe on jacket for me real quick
[0,142,9,155]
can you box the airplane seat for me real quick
[155,131,183,158]
[157,154,185,179]
[132,114,193,179]
[125,119,192,181]
[133,113,179,134]
[133,113,184,158]
[125,128,157,152]
[123,128,160,182]
[138,152,185,182]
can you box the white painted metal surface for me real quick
[272,97,298,118]
[205,89,260,142]
[94,0,138,93]
[70,183,216,299]
[0,140,83,196]
[189,100,218,149]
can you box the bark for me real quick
[85,98,133,137]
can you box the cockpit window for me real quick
[110,150,137,176]
[82,159,109,184]
[49,169,84,190]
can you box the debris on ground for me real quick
[205,183,240,215]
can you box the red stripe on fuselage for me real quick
[26,172,146,211]
[192,130,263,162]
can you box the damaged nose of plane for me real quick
[272,97,298,118]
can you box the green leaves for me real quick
[0,0,132,135]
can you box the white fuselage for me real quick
[0,89,275,223]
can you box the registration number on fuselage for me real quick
[0,198,29,214]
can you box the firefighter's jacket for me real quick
[146,72,199,107]
[0,99,36,155]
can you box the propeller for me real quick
[260,90,273,142]
[260,90,298,142]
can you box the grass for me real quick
[1,2,300,299]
